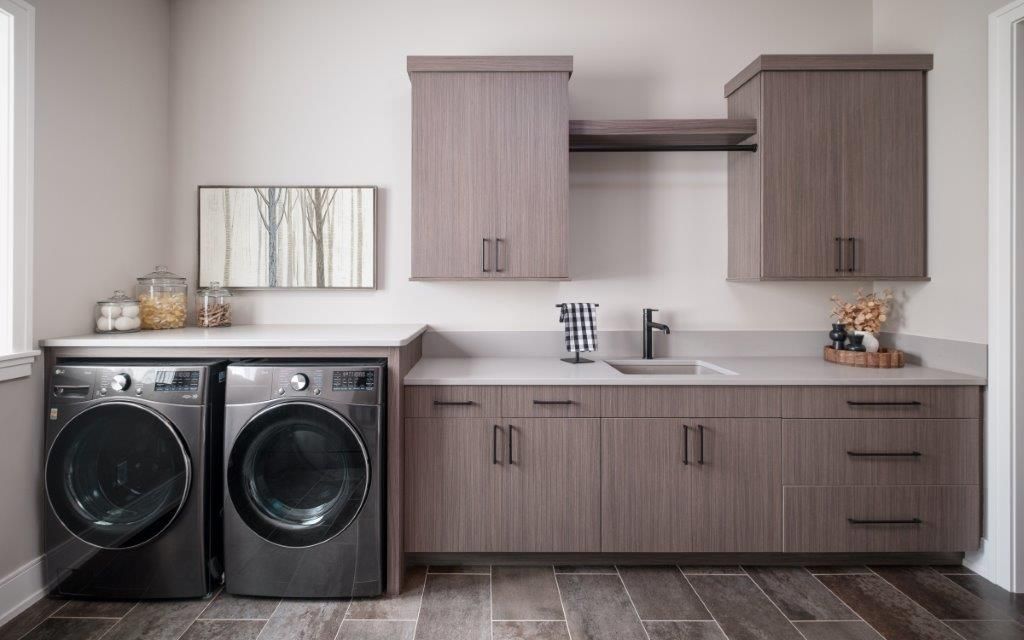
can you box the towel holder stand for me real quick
[556,303,598,364]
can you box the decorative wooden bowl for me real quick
[823,345,905,369]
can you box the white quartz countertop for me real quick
[404,356,986,386]
[40,324,428,348]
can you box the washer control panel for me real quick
[332,369,376,392]
[51,365,207,406]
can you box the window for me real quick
[0,0,33,382]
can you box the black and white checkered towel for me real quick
[559,303,598,353]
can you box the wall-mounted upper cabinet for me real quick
[726,55,933,281]
[408,56,572,280]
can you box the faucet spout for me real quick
[641,308,671,359]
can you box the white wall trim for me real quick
[0,555,45,627]
[981,0,1024,592]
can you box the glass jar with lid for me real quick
[196,281,232,328]
[136,265,188,330]
[94,290,141,333]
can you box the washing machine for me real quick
[43,360,227,599]
[223,360,385,598]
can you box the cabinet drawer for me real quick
[602,386,779,418]
[502,386,601,417]
[405,386,501,418]
[781,386,980,419]
[783,419,979,485]
[783,486,979,553]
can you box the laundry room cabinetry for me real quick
[726,54,932,280]
[408,56,571,280]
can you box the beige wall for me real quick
[0,0,170,581]
[873,0,1004,344]
[169,0,875,333]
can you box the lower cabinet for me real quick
[601,418,782,552]
[404,417,600,552]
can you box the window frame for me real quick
[0,0,34,383]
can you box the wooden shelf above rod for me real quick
[569,119,757,152]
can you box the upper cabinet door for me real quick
[409,57,572,280]
[760,72,844,279]
[841,71,927,278]
[492,73,570,279]
[411,73,499,279]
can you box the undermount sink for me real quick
[606,360,737,376]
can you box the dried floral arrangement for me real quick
[830,288,894,333]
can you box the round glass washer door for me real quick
[227,401,370,548]
[45,402,191,550]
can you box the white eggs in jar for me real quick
[95,290,142,333]
[114,315,139,331]
[121,305,139,318]
[100,305,122,319]
[96,316,116,332]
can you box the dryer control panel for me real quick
[225,363,384,406]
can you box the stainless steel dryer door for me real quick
[227,401,370,548]
[45,402,191,550]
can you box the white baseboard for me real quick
[0,555,46,627]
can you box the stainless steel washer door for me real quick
[227,402,370,548]
[45,402,191,550]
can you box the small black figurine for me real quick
[846,333,867,352]
[829,323,848,350]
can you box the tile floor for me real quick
[1,564,1021,640]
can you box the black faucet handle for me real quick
[643,307,660,313]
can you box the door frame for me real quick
[983,0,1024,591]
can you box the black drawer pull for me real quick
[847,451,922,457]
[848,518,922,525]
[682,424,689,465]
[533,399,574,405]
[698,424,705,465]
[846,400,922,407]
[434,400,475,406]
[492,424,500,464]
[508,424,515,464]
[834,237,843,272]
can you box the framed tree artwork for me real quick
[198,186,376,289]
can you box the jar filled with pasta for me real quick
[136,265,188,330]
[196,281,232,328]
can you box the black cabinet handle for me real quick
[434,400,475,406]
[508,424,515,464]
[533,399,574,405]
[847,451,922,457]
[847,518,922,525]
[492,424,500,464]
[482,238,490,272]
[847,237,856,272]
[683,424,689,465]
[834,237,843,272]
[698,424,705,465]
[495,238,504,273]
[846,400,922,407]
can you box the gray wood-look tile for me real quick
[871,566,1007,620]
[257,600,347,640]
[0,598,66,640]
[678,565,745,575]
[687,575,803,640]
[427,565,490,574]
[818,574,963,640]
[643,620,728,640]
[103,600,211,640]
[616,566,710,621]
[492,566,564,621]
[805,566,872,575]
[179,620,265,640]
[792,621,885,640]
[20,617,114,640]
[555,574,647,640]
[944,620,1024,640]
[743,566,856,621]
[553,565,616,574]
[337,620,416,640]
[492,621,571,640]
[52,599,135,618]
[198,591,279,620]
[947,574,1024,624]
[414,574,489,640]
[347,565,426,620]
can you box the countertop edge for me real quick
[38,325,429,349]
